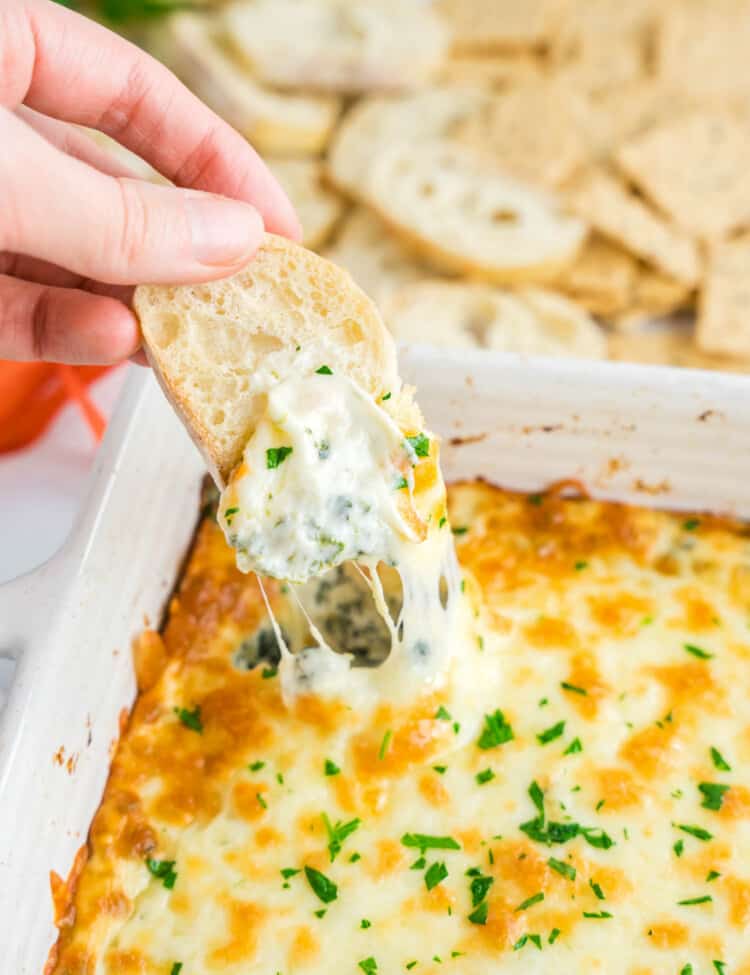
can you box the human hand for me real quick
[0,0,301,365]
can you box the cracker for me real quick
[267,159,344,251]
[439,53,542,89]
[456,81,599,188]
[657,0,750,100]
[437,0,568,54]
[615,112,750,240]
[566,169,700,286]
[609,326,750,373]
[594,82,705,153]
[696,235,750,358]
[555,235,637,312]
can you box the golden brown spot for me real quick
[232,781,269,822]
[288,926,320,967]
[719,785,750,820]
[132,630,167,692]
[255,825,283,848]
[293,694,350,735]
[595,767,641,809]
[418,772,450,807]
[725,876,750,927]
[669,586,718,632]
[95,890,130,919]
[104,949,150,974]
[588,591,653,637]
[170,891,192,916]
[565,653,610,719]
[206,897,265,967]
[647,661,722,716]
[49,845,87,932]
[646,919,688,948]
[456,828,484,855]
[523,616,579,650]
[366,838,406,879]
[422,882,455,913]
[350,699,450,783]
[620,723,679,779]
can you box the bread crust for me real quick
[135,234,400,485]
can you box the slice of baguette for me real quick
[362,140,587,283]
[134,234,405,486]
[327,88,487,201]
[223,0,447,94]
[384,280,606,358]
[322,209,428,307]
[148,12,340,156]
[267,159,344,250]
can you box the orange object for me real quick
[0,361,112,454]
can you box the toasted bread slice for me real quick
[149,12,340,156]
[362,140,587,283]
[267,159,344,250]
[223,0,447,94]
[134,235,406,486]
[327,88,487,200]
[384,280,606,358]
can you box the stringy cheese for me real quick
[50,484,750,975]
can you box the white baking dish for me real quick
[2,349,749,972]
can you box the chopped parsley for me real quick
[360,918,371,929]
[537,720,565,745]
[467,901,489,925]
[549,928,561,944]
[256,792,267,810]
[680,966,693,975]
[699,782,730,811]
[349,853,361,863]
[378,729,393,760]
[424,861,448,891]
[673,840,684,857]
[410,857,426,871]
[515,891,544,912]
[574,560,589,571]
[710,746,732,771]
[683,518,700,531]
[469,873,494,906]
[582,828,614,850]
[223,506,239,525]
[563,737,583,755]
[477,709,514,749]
[714,962,727,975]
[583,911,613,919]
[394,476,409,491]
[358,957,377,975]
[513,933,542,951]
[401,833,461,853]
[276,772,284,785]
[324,759,340,776]
[476,768,495,785]
[706,870,721,882]
[261,666,278,679]
[434,706,452,721]
[406,963,418,971]
[548,857,576,881]
[406,433,430,458]
[589,879,605,900]
[438,516,447,528]
[452,526,469,535]
[381,391,392,401]
[322,814,360,862]
[561,681,587,695]
[170,965,182,975]
[433,765,447,775]
[677,824,713,841]
[677,895,712,906]
[248,760,265,772]
[684,642,713,660]
[304,865,338,903]
[316,365,333,375]
[173,705,202,733]
[314,908,327,919]
[281,867,300,879]
[266,445,293,469]
[146,858,177,889]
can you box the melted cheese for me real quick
[50,484,750,975]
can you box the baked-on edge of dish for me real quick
[49,481,750,974]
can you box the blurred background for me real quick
[3,0,750,577]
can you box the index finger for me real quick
[2,0,301,239]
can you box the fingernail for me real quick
[185,194,263,266]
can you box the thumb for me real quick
[0,108,265,285]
